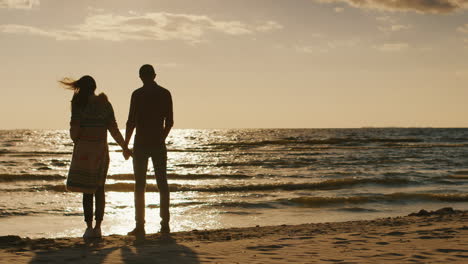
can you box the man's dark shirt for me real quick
[126,82,173,147]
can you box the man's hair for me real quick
[139,64,156,77]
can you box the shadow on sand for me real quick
[28,235,199,264]
[121,235,199,264]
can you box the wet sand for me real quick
[1,208,467,263]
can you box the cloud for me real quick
[455,25,468,46]
[418,46,433,52]
[295,38,360,54]
[327,38,360,48]
[316,0,468,13]
[334,7,345,12]
[255,21,283,32]
[376,15,410,33]
[456,25,468,46]
[455,69,468,78]
[378,24,411,32]
[374,42,409,52]
[0,0,38,9]
[458,24,468,33]
[0,12,282,43]
[0,24,61,38]
[376,16,396,23]
[295,45,329,54]
[158,62,182,68]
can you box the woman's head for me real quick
[60,75,96,107]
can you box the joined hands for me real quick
[123,148,133,160]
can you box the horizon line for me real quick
[2,126,468,131]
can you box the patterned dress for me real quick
[66,94,116,193]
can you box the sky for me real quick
[1,0,468,129]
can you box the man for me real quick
[125,64,173,236]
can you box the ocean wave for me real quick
[177,177,413,192]
[447,174,468,180]
[206,137,424,149]
[147,202,204,208]
[448,171,468,180]
[113,148,216,153]
[0,209,36,217]
[218,211,262,215]
[0,150,72,157]
[5,139,23,142]
[381,143,468,148]
[176,159,320,168]
[23,177,413,193]
[0,174,65,182]
[0,172,251,184]
[108,173,252,180]
[0,161,19,166]
[0,149,10,154]
[169,148,218,153]
[50,160,68,167]
[214,201,278,209]
[287,193,468,207]
[334,207,380,212]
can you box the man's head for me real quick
[139,64,156,84]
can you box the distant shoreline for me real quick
[2,127,468,131]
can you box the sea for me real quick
[1,128,468,238]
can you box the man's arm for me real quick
[107,102,127,148]
[125,92,136,147]
[162,91,174,142]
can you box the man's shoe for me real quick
[160,223,170,234]
[93,227,102,238]
[127,226,146,237]
[83,228,94,239]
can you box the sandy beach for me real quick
[1,207,467,263]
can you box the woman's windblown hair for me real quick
[60,75,97,107]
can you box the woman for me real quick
[61,75,131,238]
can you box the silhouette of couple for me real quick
[62,64,173,239]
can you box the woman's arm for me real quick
[70,102,81,142]
[108,122,133,159]
[108,121,125,148]
[106,100,132,159]
[69,120,80,143]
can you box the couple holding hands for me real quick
[63,64,173,239]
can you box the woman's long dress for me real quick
[66,94,116,193]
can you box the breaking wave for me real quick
[20,177,414,193]
[207,137,424,149]
[108,173,252,180]
[0,150,72,157]
[287,193,468,207]
[0,174,65,182]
